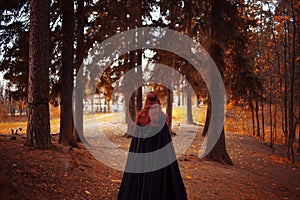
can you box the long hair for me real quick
[136,91,162,127]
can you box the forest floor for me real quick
[1,121,300,200]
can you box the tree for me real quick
[74,0,85,142]
[204,0,232,164]
[58,0,78,147]
[25,0,51,149]
[254,0,300,162]
[166,88,174,127]
[0,0,67,110]
[0,1,29,114]
[186,86,193,124]
[0,31,29,114]
[158,0,232,163]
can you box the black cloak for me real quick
[117,122,188,200]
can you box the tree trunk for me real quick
[261,101,265,140]
[124,49,141,136]
[202,98,211,136]
[91,96,94,112]
[195,96,200,107]
[136,85,143,113]
[135,50,143,113]
[125,91,136,136]
[132,0,143,114]
[206,128,232,165]
[274,105,277,142]
[186,87,193,124]
[59,0,78,148]
[288,3,297,164]
[166,88,173,129]
[269,92,273,148]
[74,68,84,142]
[249,100,255,136]
[74,0,84,142]
[177,90,181,106]
[205,0,232,164]
[26,0,51,149]
[255,99,260,137]
[283,12,289,156]
[106,100,110,113]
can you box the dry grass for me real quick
[0,104,295,147]
[0,106,61,134]
[0,107,119,135]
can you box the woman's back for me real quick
[117,91,187,200]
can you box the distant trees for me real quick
[265,1,299,163]
[0,1,29,115]
[241,0,300,163]
[275,0,300,164]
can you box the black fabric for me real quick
[117,123,188,200]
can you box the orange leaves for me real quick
[295,1,300,9]
[267,40,273,47]
[273,15,291,23]
[254,68,260,74]
[111,179,121,183]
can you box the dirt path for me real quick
[0,126,300,200]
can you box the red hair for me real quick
[136,91,162,127]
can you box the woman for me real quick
[117,91,187,200]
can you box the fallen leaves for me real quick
[84,190,92,195]
[185,175,192,180]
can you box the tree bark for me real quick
[255,99,260,137]
[59,0,78,147]
[250,100,255,136]
[136,85,143,112]
[177,89,181,106]
[261,101,265,140]
[202,98,211,136]
[205,0,232,164]
[74,0,84,142]
[26,0,51,149]
[135,50,143,113]
[123,50,141,136]
[206,128,232,165]
[288,2,297,164]
[269,85,274,148]
[186,87,193,124]
[125,91,136,136]
[283,10,289,155]
[132,0,143,115]
[166,88,173,129]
